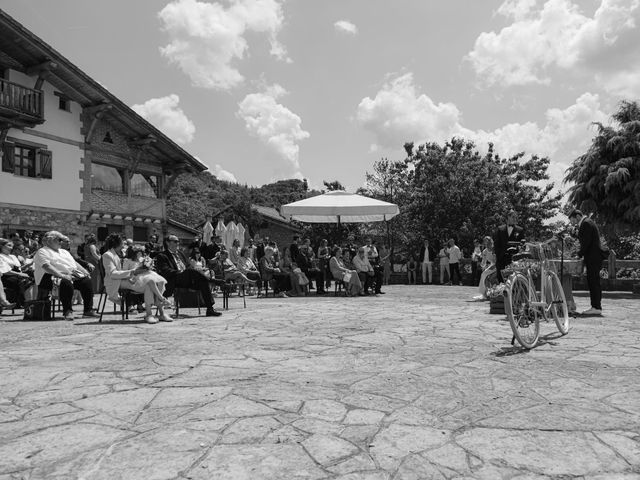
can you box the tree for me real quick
[362,138,562,255]
[322,180,345,191]
[564,100,640,230]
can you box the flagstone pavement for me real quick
[1,286,639,480]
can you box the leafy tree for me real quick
[564,100,640,230]
[322,180,345,192]
[362,138,562,255]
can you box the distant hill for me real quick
[166,172,317,229]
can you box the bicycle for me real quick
[503,241,570,349]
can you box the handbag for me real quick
[23,299,52,321]
[343,271,352,282]
[297,272,309,286]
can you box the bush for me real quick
[608,234,640,259]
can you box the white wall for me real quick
[0,71,84,211]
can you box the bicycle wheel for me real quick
[546,271,569,334]
[505,273,539,349]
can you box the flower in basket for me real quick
[486,283,506,300]
[599,268,608,279]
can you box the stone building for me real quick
[251,204,302,248]
[0,10,206,248]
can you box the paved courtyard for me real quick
[1,285,639,479]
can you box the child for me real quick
[406,254,418,285]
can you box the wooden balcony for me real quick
[0,78,44,127]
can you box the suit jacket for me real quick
[419,245,436,263]
[578,217,608,265]
[155,248,190,296]
[494,224,525,266]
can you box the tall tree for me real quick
[564,100,640,230]
[363,138,562,254]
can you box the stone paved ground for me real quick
[1,286,639,480]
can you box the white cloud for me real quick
[467,0,640,95]
[334,20,358,35]
[237,84,310,180]
[158,0,289,90]
[132,94,195,145]
[212,164,238,183]
[356,73,608,187]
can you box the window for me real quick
[54,91,71,112]
[91,163,125,193]
[1,142,52,179]
[102,131,113,143]
[58,96,70,111]
[130,173,159,198]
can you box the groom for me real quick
[494,210,526,283]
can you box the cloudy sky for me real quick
[3,0,639,190]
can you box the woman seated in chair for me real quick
[102,234,171,324]
[0,275,16,309]
[122,245,171,307]
[237,247,262,296]
[329,246,362,296]
[259,246,291,297]
[0,238,33,307]
[219,250,256,285]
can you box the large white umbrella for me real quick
[281,190,399,224]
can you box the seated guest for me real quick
[342,248,355,270]
[353,246,383,295]
[0,238,34,307]
[329,246,362,296]
[103,234,171,323]
[155,235,221,317]
[145,234,162,259]
[218,250,256,284]
[229,238,241,266]
[296,241,326,294]
[189,248,208,273]
[122,245,171,307]
[32,231,99,320]
[259,246,290,297]
[280,246,305,297]
[317,238,332,290]
[238,247,262,295]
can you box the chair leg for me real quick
[242,284,246,308]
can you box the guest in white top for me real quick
[32,231,98,320]
[438,242,450,285]
[447,238,462,286]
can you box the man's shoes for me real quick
[0,301,16,309]
[83,310,100,318]
[145,315,159,324]
[376,291,385,294]
[206,308,222,317]
[159,314,173,322]
[317,290,327,295]
[63,310,75,321]
[581,307,603,316]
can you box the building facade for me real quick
[0,9,206,247]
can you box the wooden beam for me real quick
[0,127,9,159]
[84,105,112,144]
[128,135,157,147]
[33,71,51,91]
[127,149,144,179]
[84,103,113,116]
[162,170,184,197]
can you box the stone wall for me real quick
[0,203,85,246]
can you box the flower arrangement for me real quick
[486,283,506,300]
[141,255,154,270]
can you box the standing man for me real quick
[494,210,526,283]
[447,238,462,286]
[155,235,222,317]
[289,235,300,266]
[419,239,435,284]
[569,209,608,316]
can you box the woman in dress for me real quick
[476,235,497,299]
[237,247,262,295]
[122,245,170,307]
[379,244,392,285]
[228,238,241,266]
[84,235,102,293]
[102,234,171,323]
[329,246,362,296]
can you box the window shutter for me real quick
[1,142,14,173]
[39,149,52,179]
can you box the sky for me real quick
[2,0,639,193]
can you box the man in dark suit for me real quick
[569,209,608,315]
[155,235,221,317]
[494,210,526,283]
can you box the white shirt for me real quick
[0,253,21,274]
[448,245,462,264]
[422,246,430,263]
[507,226,513,237]
[33,246,78,285]
[353,254,373,273]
